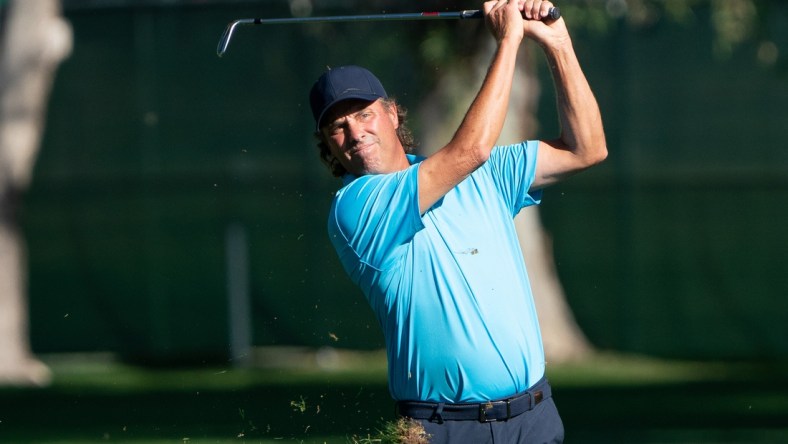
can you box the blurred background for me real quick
[1,0,787,442]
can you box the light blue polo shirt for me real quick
[328,141,544,402]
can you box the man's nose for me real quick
[346,119,365,141]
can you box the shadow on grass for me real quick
[2,351,788,443]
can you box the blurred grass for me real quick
[1,349,788,443]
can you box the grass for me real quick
[1,349,788,443]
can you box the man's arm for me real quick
[416,0,534,214]
[527,10,608,189]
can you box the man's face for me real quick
[321,98,407,176]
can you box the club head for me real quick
[217,19,256,57]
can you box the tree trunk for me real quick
[0,0,72,386]
[417,39,592,363]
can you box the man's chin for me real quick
[355,161,384,176]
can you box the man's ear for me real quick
[385,101,399,129]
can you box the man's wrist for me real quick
[497,35,523,53]
[542,36,574,57]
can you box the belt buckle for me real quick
[479,399,511,423]
[533,390,543,405]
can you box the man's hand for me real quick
[519,0,570,49]
[520,0,558,21]
[485,0,569,49]
[483,0,524,44]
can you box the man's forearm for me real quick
[417,37,521,213]
[452,38,521,163]
[545,40,606,163]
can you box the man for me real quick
[308,0,606,442]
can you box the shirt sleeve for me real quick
[328,164,424,282]
[484,140,543,215]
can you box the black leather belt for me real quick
[396,377,551,423]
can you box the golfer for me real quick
[309,0,605,442]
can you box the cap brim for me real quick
[315,93,383,131]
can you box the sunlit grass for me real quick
[547,351,788,387]
[41,347,389,394]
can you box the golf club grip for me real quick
[463,7,561,20]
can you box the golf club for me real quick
[217,7,561,57]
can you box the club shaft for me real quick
[217,8,560,57]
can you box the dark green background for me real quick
[22,1,788,362]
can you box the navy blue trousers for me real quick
[412,395,564,444]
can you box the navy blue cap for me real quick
[309,65,388,130]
